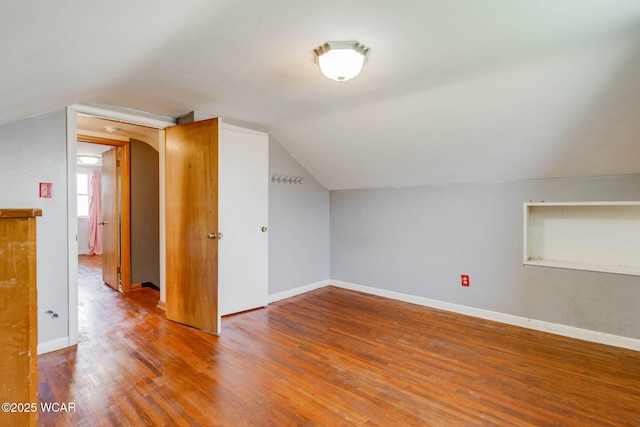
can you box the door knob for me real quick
[261,226,268,232]
[207,232,217,239]
[98,221,106,225]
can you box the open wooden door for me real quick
[101,147,120,291]
[100,144,131,293]
[165,119,220,334]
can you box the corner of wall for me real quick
[268,137,330,295]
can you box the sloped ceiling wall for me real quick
[2,0,640,190]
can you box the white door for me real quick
[218,124,269,316]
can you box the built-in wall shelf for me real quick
[523,202,640,276]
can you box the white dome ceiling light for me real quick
[78,155,100,165]
[313,41,369,82]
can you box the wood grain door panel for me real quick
[165,119,219,334]
[102,147,119,291]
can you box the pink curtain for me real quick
[88,169,103,255]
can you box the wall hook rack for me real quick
[271,174,305,184]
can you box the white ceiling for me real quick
[3,0,640,190]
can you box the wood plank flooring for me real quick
[37,255,640,426]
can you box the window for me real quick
[77,173,89,217]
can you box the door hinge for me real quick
[117,266,121,274]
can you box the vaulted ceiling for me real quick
[3,1,640,190]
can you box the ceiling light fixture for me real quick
[314,41,369,82]
[78,155,100,165]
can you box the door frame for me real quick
[66,104,175,346]
[78,135,131,293]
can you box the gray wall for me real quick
[331,175,640,340]
[1,109,637,347]
[131,139,160,286]
[269,138,330,294]
[0,110,69,345]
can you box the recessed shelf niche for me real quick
[523,202,640,276]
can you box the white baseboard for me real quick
[39,280,640,354]
[330,280,640,352]
[38,337,70,355]
[268,280,331,303]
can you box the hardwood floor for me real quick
[38,257,640,426]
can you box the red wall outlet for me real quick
[461,275,470,287]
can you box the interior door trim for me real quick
[66,104,175,348]
[78,135,132,294]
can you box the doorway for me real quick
[72,112,164,339]
[76,140,116,297]
[66,104,174,347]
[76,130,131,293]
[66,104,270,345]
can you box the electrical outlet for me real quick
[461,275,470,287]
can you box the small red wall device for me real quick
[39,182,52,198]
